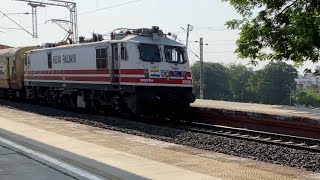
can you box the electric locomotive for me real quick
[4,27,196,117]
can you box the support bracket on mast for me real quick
[14,0,78,43]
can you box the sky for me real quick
[0,0,317,73]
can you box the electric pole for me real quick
[30,3,45,38]
[284,83,295,106]
[199,37,204,99]
[186,24,193,50]
[195,38,208,99]
[181,24,193,49]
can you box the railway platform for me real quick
[0,105,319,180]
[192,100,320,139]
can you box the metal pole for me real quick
[74,4,78,42]
[289,84,293,106]
[15,0,77,41]
[290,91,292,106]
[200,38,204,99]
[31,5,37,38]
[186,24,191,50]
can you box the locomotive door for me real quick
[9,57,18,89]
[111,43,119,84]
[25,54,32,86]
[0,57,10,88]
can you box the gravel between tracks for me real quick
[0,99,319,172]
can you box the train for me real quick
[0,26,195,117]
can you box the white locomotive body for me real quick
[24,27,195,116]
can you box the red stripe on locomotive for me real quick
[25,69,191,77]
[25,76,111,82]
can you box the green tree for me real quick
[248,62,298,105]
[192,62,231,100]
[227,63,254,102]
[294,90,320,108]
[224,0,320,64]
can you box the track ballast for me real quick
[0,99,319,172]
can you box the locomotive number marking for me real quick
[182,80,192,84]
[140,79,154,83]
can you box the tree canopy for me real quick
[192,62,231,100]
[294,90,320,108]
[191,62,298,105]
[248,62,298,105]
[224,0,320,65]
[227,63,254,102]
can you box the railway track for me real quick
[0,99,319,172]
[2,96,320,153]
[171,121,320,153]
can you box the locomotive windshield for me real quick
[138,44,161,62]
[164,46,186,64]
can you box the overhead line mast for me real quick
[181,24,193,50]
[14,0,78,43]
[30,2,45,38]
[195,38,208,99]
[185,24,193,50]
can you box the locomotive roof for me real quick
[28,34,185,54]
[124,34,184,47]
[0,46,39,58]
[0,47,25,58]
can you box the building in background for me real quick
[295,65,320,93]
[0,44,12,50]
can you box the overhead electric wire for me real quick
[0,26,23,30]
[191,46,200,63]
[0,0,144,35]
[79,0,143,16]
[0,10,33,36]
[206,51,235,54]
[192,26,236,32]
[176,37,200,60]
[180,39,237,43]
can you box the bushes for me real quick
[294,90,320,108]
[191,61,298,105]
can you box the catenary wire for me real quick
[0,0,144,35]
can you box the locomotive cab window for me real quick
[24,54,31,65]
[47,52,52,69]
[120,44,128,60]
[138,43,161,62]
[164,46,186,64]
[96,48,108,69]
[24,54,27,65]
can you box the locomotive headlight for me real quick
[144,69,149,78]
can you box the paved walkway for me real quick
[0,139,87,180]
[0,105,319,180]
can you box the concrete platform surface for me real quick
[192,99,320,121]
[0,105,319,180]
[0,140,77,180]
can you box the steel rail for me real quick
[169,120,320,153]
[0,97,319,153]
